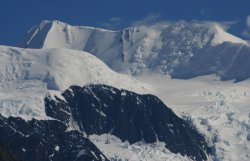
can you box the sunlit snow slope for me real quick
[19,20,250,81]
[89,134,192,161]
[0,45,150,119]
[137,74,250,161]
[11,20,250,160]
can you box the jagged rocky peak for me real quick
[46,84,211,161]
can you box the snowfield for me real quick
[0,80,49,120]
[0,45,151,120]
[89,134,192,161]
[1,19,250,160]
[0,45,249,160]
[137,74,250,161]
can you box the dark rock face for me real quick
[0,115,109,161]
[46,84,211,161]
[0,84,211,161]
[0,143,22,161]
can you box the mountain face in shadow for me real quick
[46,84,211,161]
[0,114,109,161]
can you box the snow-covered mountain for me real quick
[0,84,210,161]
[19,20,250,81]
[136,74,250,161]
[1,19,249,161]
[0,45,150,120]
[45,84,210,161]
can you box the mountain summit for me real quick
[0,20,248,161]
[18,20,250,81]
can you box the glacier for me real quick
[0,45,151,119]
[0,19,249,161]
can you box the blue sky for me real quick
[0,0,250,46]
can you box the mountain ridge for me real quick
[45,84,211,161]
[18,20,250,81]
[0,45,150,120]
[19,20,248,49]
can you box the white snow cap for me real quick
[0,45,151,120]
[20,20,248,49]
[210,23,247,46]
